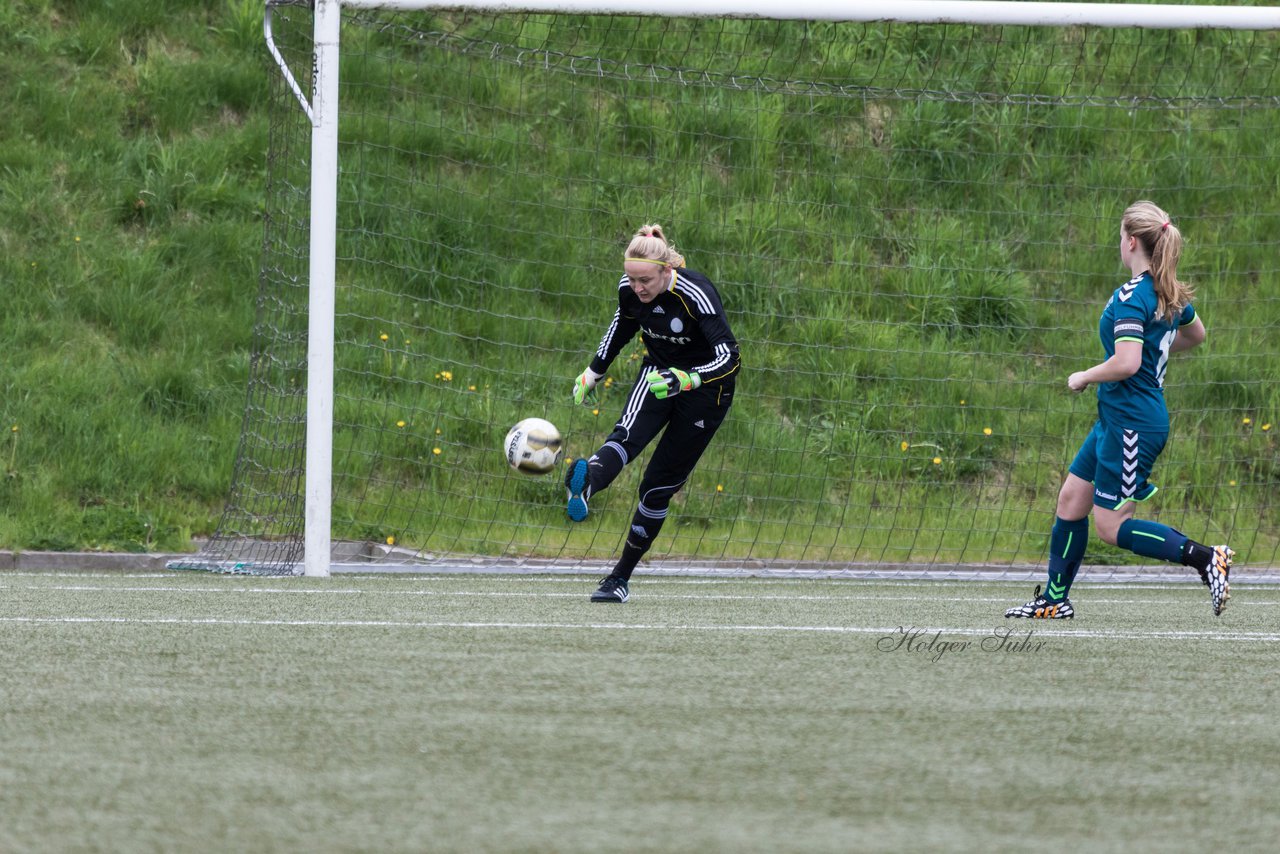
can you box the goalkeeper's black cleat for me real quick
[1005,584,1075,619]
[590,574,629,603]
[565,458,590,522]
[1206,545,1233,616]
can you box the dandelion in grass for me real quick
[1230,480,1238,487]
[396,420,406,428]
[1243,417,1252,426]
[983,427,993,436]
[900,441,909,452]
[386,536,396,546]
[380,333,389,342]
[435,428,442,435]
[432,447,441,456]
[959,399,966,406]
[932,457,942,465]
[468,385,476,392]
[1263,423,1272,432]
[716,484,724,493]
[435,370,453,382]
[592,408,600,416]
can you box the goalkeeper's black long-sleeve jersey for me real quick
[588,267,741,386]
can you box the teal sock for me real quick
[1116,518,1187,564]
[1046,516,1088,603]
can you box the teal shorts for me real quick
[1068,420,1167,511]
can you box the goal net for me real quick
[181,0,1280,577]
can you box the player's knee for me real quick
[634,489,673,514]
[636,480,680,507]
[1056,477,1093,519]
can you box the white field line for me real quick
[6,571,1280,591]
[2,614,1280,642]
[2,581,1278,607]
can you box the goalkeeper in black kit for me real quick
[566,223,741,603]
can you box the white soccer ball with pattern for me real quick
[504,417,564,475]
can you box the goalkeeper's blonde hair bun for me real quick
[625,223,685,268]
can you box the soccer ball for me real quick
[504,417,564,475]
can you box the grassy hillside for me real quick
[0,0,267,550]
[233,8,1279,567]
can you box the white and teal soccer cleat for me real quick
[1206,545,1233,616]
[1005,584,1075,619]
[565,458,590,522]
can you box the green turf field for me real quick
[2,572,1277,852]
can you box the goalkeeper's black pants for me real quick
[583,367,735,577]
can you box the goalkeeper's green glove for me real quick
[645,367,701,400]
[572,367,603,405]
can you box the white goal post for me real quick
[197,0,1280,578]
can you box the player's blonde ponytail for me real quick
[625,223,686,268]
[1123,200,1193,322]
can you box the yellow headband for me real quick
[624,257,669,266]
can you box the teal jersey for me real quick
[1095,271,1197,431]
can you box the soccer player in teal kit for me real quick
[1007,201,1232,620]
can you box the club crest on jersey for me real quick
[670,317,684,333]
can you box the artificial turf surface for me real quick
[2,572,1277,852]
